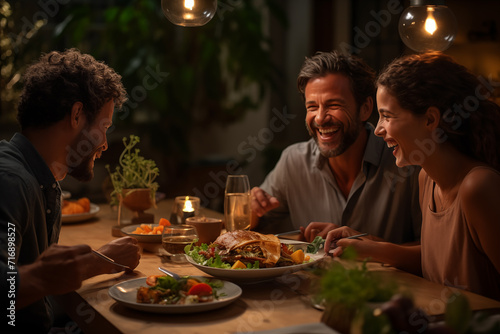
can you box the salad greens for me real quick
[307,236,325,254]
[153,275,224,294]
[139,275,225,305]
[184,242,260,269]
[154,275,178,290]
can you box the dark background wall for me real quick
[2,0,499,212]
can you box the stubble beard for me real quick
[306,114,363,158]
[67,132,99,182]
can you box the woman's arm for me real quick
[326,226,422,276]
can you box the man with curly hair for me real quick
[0,49,141,333]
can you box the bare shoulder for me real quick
[460,166,500,213]
[461,167,500,196]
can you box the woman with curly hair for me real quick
[328,52,500,301]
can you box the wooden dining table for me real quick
[56,199,500,334]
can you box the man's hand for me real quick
[97,236,141,273]
[250,187,280,218]
[17,244,95,308]
[300,222,340,242]
[17,238,141,310]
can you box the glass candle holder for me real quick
[170,196,200,224]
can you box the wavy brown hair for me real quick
[297,50,376,112]
[377,52,500,170]
[17,48,127,130]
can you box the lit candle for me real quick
[182,196,195,223]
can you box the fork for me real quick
[92,249,131,271]
[158,267,181,280]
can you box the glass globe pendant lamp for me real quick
[161,0,217,27]
[399,0,458,52]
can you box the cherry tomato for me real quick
[187,283,213,296]
[185,278,201,291]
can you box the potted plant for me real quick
[106,135,160,211]
[316,248,398,334]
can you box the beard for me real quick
[306,111,363,158]
[66,131,100,182]
[68,153,95,182]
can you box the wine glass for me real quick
[161,225,198,262]
[224,175,251,232]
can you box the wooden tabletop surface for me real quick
[56,199,500,333]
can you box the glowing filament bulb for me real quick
[425,7,437,35]
[183,196,194,212]
[184,0,194,10]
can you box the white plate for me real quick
[61,190,72,199]
[108,276,242,314]
[186,251,325,283]
[61,203,100,224]
[121,224,162,243]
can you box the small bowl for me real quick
[121,224,162,253]
[185,217,222,245]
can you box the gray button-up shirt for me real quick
[257,124,421,244]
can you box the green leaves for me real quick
[155,275,179,291]
[306,236,325,254]
[106,135,159,206]
[319,257,397,310]
[184,243,231,269]
[445,293,472,334]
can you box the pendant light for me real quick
[399,0,457,52]
[162,0,217,27]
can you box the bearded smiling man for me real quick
[250,50,421,246]
[0,49,141,333]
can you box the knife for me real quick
[274,230,301,237]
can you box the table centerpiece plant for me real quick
[106,135,160,210]
[316,248,398,334]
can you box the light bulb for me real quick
[399,0,457,52]
[161,0,217,27]
[424,7,437,35]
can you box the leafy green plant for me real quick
[319,257,397,310]
[50,0,286,161]
[318,248,398,333]
[106,135,159,206]
[445,293,500,334]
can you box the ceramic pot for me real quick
[121,188,155,212]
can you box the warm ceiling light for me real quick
[161,0,217,27]
[399,0,457,52]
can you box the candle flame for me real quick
[425,7,437,35]
[184,0,194,10]
[183,196,194,212]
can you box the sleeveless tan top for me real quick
[420,166,500,301]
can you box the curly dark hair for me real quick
[17,48,127,130]
[377,52,500,171]
[297,50,376,111]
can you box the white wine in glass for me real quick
[224,175,251,231]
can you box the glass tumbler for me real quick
[161,225,198,262]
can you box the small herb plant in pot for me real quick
[106,135,160,212]
[317,248,398,333]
